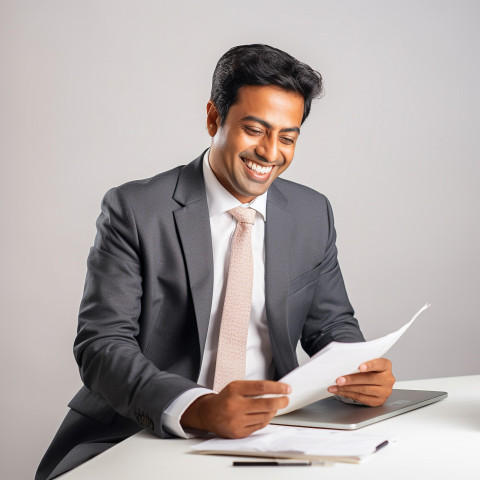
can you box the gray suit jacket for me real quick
[37,153,364,479]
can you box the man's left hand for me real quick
[327,358,395,406]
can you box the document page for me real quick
[276,303,431,415]
[193,424,390,462]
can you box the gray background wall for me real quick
[1,1,479,478]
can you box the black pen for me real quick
[233,461,312,467]
[375,440,389,452]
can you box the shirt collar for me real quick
[202,149,267,221]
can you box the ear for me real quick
[206,100,220,137]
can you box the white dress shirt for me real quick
[162,150,274,437]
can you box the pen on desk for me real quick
[233,461,312,467]
[375,440,389,452]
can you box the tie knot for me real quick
[229,206,256,225]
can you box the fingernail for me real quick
[359,364,367,371]
[286,385,292,394]
[328,386,337,393]
[337,377,346,386]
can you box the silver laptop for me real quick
[270,389,447,430]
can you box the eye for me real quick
[243,125,263,135]
[280,136,295,145]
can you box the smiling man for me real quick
[206,84,303,202]
[36,44,394,480]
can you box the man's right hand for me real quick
[180,380,291,439]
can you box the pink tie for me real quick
[213,206,256,392]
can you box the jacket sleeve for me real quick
[73,186,198,438]
[300,197,365,356]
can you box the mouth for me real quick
[241,157,274,177]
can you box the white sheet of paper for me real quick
[192,424,389,460]
[275,303,431,415]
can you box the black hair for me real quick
[211,44,323,125]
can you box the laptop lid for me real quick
[270,389,447,430]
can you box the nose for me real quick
[255,135,279,164]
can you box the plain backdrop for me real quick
[1,1,479,479]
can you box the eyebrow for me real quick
[241,115,301,134]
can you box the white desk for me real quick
[59,376,479,480]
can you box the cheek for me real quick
[214,130,228,150]
[217,132,243,158]
[280,152,294,170]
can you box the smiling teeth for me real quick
[246,160,273,174]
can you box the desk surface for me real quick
[59,376,480,480]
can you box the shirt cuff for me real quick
[163,387,215,438]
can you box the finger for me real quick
[334,371,387,387]
[239,422,271,438]
[358,358,392,373]
[222,413,274,439]
[333,390,388,407]
[242,395,290,414]
[226,380,292,396]
[243,411,276,428]
[334,359,393,386]
[329,384,387,397]
[220,419,271,439]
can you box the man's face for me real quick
[207,85,304,203]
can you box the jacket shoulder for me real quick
[110,165,184,199]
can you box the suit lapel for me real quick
[265,182,297,376]
[173,154,213,360]
[172,160,296,375]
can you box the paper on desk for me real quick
[276,303,431,415]
[192,424,390,463]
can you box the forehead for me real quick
[228,85,304,128]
